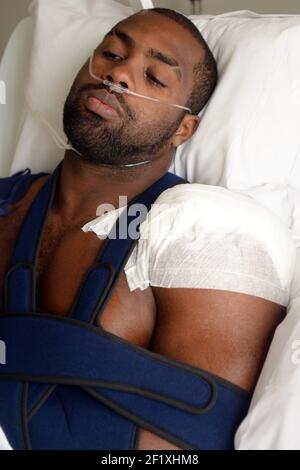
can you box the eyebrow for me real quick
[104,28,182,81]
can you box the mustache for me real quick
[79,82,108,94]
[77,83,136,120]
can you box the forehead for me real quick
[103,12,203,80]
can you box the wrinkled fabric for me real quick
[83,183,296,307]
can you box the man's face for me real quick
[63,12,200,166]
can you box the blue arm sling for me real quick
[0,162,250,450]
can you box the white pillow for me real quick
[235,247,300,449]
[170,11,300,246]
[8,0,136,176]
[0,17,33,177]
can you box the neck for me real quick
[52,150,173,224]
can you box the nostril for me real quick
[107,77,128,89]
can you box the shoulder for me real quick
[143,183,294,251]
[0,169,49,217]
[150,182,285,221]
[125,183,296,306]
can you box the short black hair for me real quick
[136,7,218,115]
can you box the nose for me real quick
[106,74,128,91]
[90,51,137,93]
[105,62,136,92]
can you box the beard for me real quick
[63,84,185,167]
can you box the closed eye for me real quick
[145,72,166,88]
[102,51,123,60]
[102,51,167,88]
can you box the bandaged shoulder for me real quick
[124,184,296,306]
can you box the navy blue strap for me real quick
[4,165,59,312]
[71,171,185,323]
[4,161,185,319]
[0,314,215,412]
[0,313,250,450]
[0,169,49,217]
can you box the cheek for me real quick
[131,111,170,137]
[130,98,166,121]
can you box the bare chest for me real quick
[0,204,156,349]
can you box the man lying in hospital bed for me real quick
[0,5,297,450]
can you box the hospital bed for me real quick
[1,0,300,450]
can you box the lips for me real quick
[84,89,123,119]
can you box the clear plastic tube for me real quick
[28,50,189,167]
[89,52,192,114]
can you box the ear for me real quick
[171,115,201,148]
